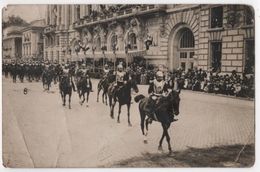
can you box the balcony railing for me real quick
[73,5,166,29]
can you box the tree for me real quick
[2,15,29,29]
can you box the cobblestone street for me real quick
[2,78,254,167]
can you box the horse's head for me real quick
[128,76,139,93]
[168,89,181,116]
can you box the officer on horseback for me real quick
[103,64,110,77]
[78,63,93,92]
[146,70,176,122]
[115,63,127,87]
[61,63,76,91]
[112,63,128,97]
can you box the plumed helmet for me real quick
[156,71,164,78]
[117,64,123,69]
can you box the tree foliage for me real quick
[2,15,29,29]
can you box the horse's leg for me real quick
[127,103,132,127]
[102,91,105,104]
[105,92,108,106]
[143,118,150,144]
[97,87,100,102]
[63,94,66,106]
[158,129,165,151]
[86,91,89,107]
[117,103,121,123]
[81,92,85,106]
[110,100,116,119]
[164,124,172,153]
[69,93,71,109]
[139,110,148,144]
[61,93,65,106]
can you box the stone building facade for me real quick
[44,4,254,74]
[2,26,24,61]
[21,19,45,60]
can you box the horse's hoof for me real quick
[117,120,120,123]
[158,146,163,151]
[86,104,89,107]
[110,115,114,119]
[168,149,172,154]
[62,104,65,106]
[128,123,132,127]
[69,106,71,109]
[143,140,148,144]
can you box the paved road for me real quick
[2,77,254,167]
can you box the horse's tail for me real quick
[134,94,145,103]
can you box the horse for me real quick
[59,75,73,109]
[97,73,115,105]
[77,76,91,107]
[108,78,139,126]
[42,69,53,91]
[134,90,180,153]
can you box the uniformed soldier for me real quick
[115,63,127,87]
[112,63,128,96]
[146,70,176,122]
[61,63,76,91]
[103,64,110,78]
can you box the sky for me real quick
[2,4,46,22]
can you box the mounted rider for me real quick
[146,70,176,122]
[61,63,76,91]
[113,63,128,96]
[77,63,93,92]
[103,64,110,78]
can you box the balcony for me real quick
[44,25,56,34]
[73,5,166,29]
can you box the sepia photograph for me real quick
[2,3,255,168]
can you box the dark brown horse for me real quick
[108,79,139,126]
[134,90,180,153]
[59,75,73,109]
[77,76,91,107]
[42,69,53,91]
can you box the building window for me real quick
[245,6,254,25]
[210,6,223,28]
[111,34,118,51]
[211,42,222,72]
[244,39,254,74]
[180,52,187,58]
[56,36,60,46]
[76,5,80,20]
[179,29,195,48]
[129,33,137,50]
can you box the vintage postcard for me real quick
[2,4,255,168]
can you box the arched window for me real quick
[96,37,101,51]
[129,33,137,50]
[111,34,117,51]
[179,29,195,48]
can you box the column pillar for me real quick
[65,5,70,30]
[71,5,75,24]
[61,5,65,28]
[46,5,50,25]
[56,5,61,26]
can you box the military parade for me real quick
[2,4,255,168]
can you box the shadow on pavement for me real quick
[104,144,255,168]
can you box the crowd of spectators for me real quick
[127,60,254,98]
